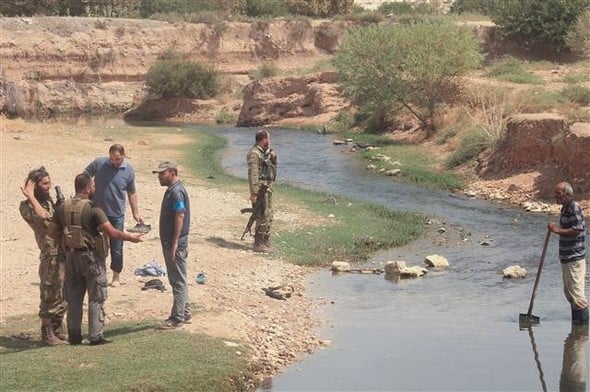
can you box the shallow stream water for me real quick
[203,126,588,392]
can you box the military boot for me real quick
[573,307,589,325]
[41,319,67,346]
[253,234,271,253]
[51,316,67,341]
[263,234,275,253]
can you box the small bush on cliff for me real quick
[334,20,482,136]
[145,60,218,99]
[250,62,280,80]
[445,128,487,168]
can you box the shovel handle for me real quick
[526,229,551,318]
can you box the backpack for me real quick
[62,198,93,249]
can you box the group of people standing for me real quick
[18,130,586,347]
[19,130,278,345]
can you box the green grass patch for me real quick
[485,57,544,84]
[514,87,565,112]
[342,132,464,191]
[295,59,336,76]
[273,184,428,265]
[560,85,590,105]
[0,318,249,392]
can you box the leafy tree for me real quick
[565,8,590,58]
[492,0,590,51]
[145,60,218,99]
[334,20,482,135]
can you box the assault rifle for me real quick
[240,185,268,241]
[55,185,65,208]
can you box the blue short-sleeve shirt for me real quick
[84,157,136,218]
[159,180,190,249]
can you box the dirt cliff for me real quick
[0,16,344,120]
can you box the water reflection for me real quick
[560,325,588,392]
[524,326,548,392]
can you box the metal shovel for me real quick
[519,229,551,327]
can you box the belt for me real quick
[67,247,90,253]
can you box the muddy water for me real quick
[207,126,588,392]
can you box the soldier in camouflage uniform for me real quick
[19,167,67,346]
[247,130,277,253]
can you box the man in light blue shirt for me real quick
[84,144,143,286]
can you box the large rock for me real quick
[424,254,449,268]
[502,265,527,279]
[384,260,427,278]
[237,71,346,127]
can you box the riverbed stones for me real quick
[424,254,450,268]
[331,261,350,272]
[384,260,428,278]
[385,169,401,176]
[502,265,527,279]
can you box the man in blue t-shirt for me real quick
[153,160,191,330]
[548,181,588,325]
[84,144,143,287]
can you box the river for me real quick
[205,125,587,392]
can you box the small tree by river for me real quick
[334,20,482,136]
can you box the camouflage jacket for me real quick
[247,145,276,195]
[19,199,60,256]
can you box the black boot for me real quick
[573,307,589,325]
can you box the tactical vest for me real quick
[253,148,277,182]
[62,198,93,249]
[62,198,109,258]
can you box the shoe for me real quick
[89,337,112,346]
[127,223,151,233]
[158,318,184,330]
[184,314,192,324]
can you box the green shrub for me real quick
[329,110,356,132]
[486,57,544,84]
[145,60,219,99]
[566,9,590,58]
[492,0,590,51]
[250,62,280,80]
[450,0,496,15]
[445,129,487,168]
[245,0,288,17]
[560,85,590,105]
[215,108,238,124]
[378,2,433,15]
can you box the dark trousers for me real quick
[107,215,124,273]
[65,249,108,343]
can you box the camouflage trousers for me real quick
[254,189,273,236]
[38,252,66,320]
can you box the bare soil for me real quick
[0,116,325,384]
